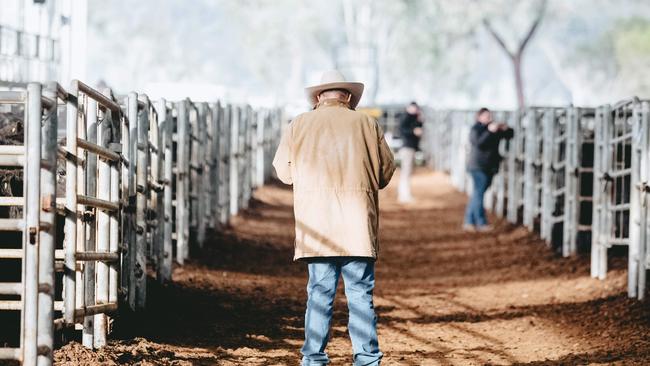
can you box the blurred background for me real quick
[2,0,650,112]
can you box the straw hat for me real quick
[305,70,364,109]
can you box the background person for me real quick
[273,70,395,366]
[464,107,513,232]
[398,101,423,203]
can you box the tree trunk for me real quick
[513,55,525,111]
[482,0,547,110]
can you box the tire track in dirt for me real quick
[54,169,650,365]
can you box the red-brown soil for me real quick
[54,169,650,365]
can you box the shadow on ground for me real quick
[53,170,650,365]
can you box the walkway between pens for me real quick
[55,170,650,365]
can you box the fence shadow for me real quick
[111,274,307,352]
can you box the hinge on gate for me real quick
[600,172,613,193]
[81,210,95,223]
[29,227,38,244]
[37,345,51,357]
[38,283,53,295]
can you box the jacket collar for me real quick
[315,98,352,110]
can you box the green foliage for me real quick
[614,17,650,57]
[574,17,650,98]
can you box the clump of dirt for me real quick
[52,170,650,365]
[54,338,198,366]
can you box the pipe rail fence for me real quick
[423,98,650,301]
[0,80,283,366]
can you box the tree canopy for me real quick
[87,0,650,109]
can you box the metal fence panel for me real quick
[0,79,283,365]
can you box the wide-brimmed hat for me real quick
[305,70,364,109]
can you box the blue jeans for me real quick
[464,170,493,226]
[301,258,382,366]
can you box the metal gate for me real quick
[0,83,58,364]
[542,107,595,256]
[0,79,284,366]
[506,111,525,224]
[593,98,650,299]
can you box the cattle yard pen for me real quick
[0,81,283,366]
[423,99,650,301]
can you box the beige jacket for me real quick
[273,99,396,260]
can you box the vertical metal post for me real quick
[109,134,119,307]
[564,108,574,255]
[242,106,252,208]
[146,102,158,268]
[183,105,191,260]
[600,106,612,279]
[523,109,539,231]
[23,82,42,366]
[126,92,138,310]
[638,101,650,299]
[202,104,213,232]
[506,112,517,222]
[155,106,164,266]
[629,100,646,298]
[76,93,88,325]
[135,97,148,310]
[564,107,578,257]
[37,82,58,366]
[220,105,231,225]
[107,89,121,318]
[216,104,223,224]
[540,109,555,242]
[592,106,611,280]
[196,103,206,247]
[256,110,266,187]
[188,104,198,238]
[591,107,603,277]
[208,103,219,229]
[158,99,173,282]
[494,111,509,218]
[82,98,97,348]
[230,105,240,216]
[64,81,79,325]
[119,92,132,308]
[507,111,522,224]
[248,109,257,190]
[629,103,641,297]
[175,100,188,264]
[93,99,111,348]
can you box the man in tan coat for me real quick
[273,70,395,366]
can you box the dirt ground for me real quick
[54,169,650,365]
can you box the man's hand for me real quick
[487,123,499,133]
[413,127,423,137]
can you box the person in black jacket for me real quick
[398,102,423,203]
[463,108,513,231]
